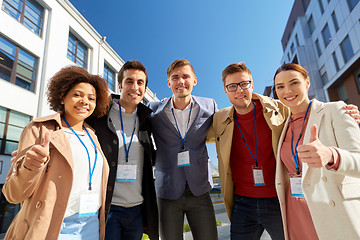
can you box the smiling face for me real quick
[119,69,146,112]
[167,65,197,100]
[274,70,310,114]
[224,71,254,114]
[62,82,96,127]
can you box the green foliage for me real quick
[183,223,191,232]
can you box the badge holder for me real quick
[79,193,99,217]
[177,150,190,167]
[289,172,304,197]
[116,165,137,181]
[252,165,265,186]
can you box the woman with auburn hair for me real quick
[273,63,360,239]
[2,66,110,239]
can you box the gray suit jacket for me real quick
[149,96,217,199]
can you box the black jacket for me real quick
[87,94,158,240]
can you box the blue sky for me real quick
[69,0,295,171]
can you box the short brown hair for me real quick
[47,66,110,118]
[118,60,148,86]
[273,63,308,81]
[167,59,195,78]
[222,62,253,86]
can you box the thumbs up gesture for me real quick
[296,125,333,168]
[23,132,51,171]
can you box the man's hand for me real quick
[297,125,333,168]
[343,104,360,124]
[23,132,51,171]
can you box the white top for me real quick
[63,128,104,218]
[109,99,144,207]
[164,96,200,137]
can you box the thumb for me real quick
[42,132,52,150]
[310,124,318,142]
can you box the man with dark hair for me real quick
[149,59,218,240]
[87,60,158,240]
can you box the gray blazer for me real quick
[149,96,217,199]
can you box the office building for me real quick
[279,0,360,105]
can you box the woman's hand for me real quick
[23,132,51,171]
[297,125,333,168]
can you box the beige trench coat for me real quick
[2,113,109,240]
[207,93,289,219]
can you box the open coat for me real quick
[2,113,109,240]
[275,99,360,239]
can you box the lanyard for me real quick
[171,102,193,150]
[234,101,258,166]
[118,102,137,162]
[63,116,98,191]
[290,101,312,175]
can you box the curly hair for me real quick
[47,66,110,118]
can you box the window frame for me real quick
[1,0,44,36]
[67,32,88,68]
[104,63,116,92]
[0,107,32,155]
[321,24,331,47]
[340,35,354,63]
[0,35,38,92]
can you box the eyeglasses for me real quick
[225,80,252,92]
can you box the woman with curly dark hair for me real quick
[2,66,110,240]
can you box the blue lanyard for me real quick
[63,116,98,191]
[118,103,137,162]
[171,102,193,150]
[290,101,312,175]
[234,101,258,166]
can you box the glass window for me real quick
[315,39,322,57]
[340,35,354,63]
[0,35,38,92]
[347,0,359,11]
[1,0,44,36]
[332,52,340,71]
[331,12,339,32]
[67,32,88,68]
[290,43,295,54]
[321,24,331,47]
[0,106,31,155]
[320,71,329,85]
[318,0,324,14]
[295,34,300,47]
[104,63,116,91]
[308,15,315,34]
[337,82,348,103]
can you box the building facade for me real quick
[279,0,360,105]
[0,0,158,234]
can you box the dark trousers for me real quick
[105,204,143,240]
[230,195,285,240]
[158,186,218,240]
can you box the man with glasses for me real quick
[207,62,288,240]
